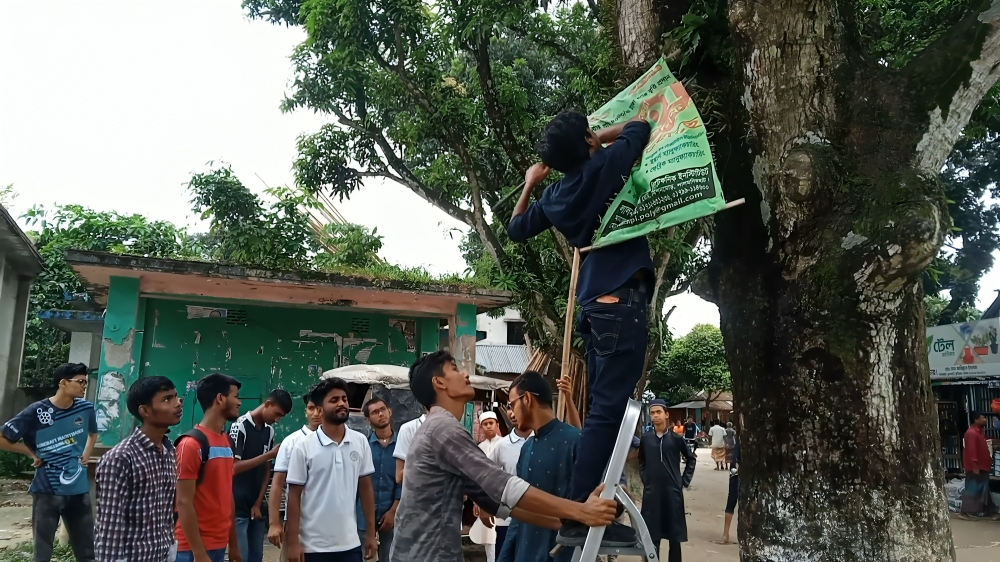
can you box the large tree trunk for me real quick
[692,0,1000,560]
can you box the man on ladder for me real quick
[507,110,652,547]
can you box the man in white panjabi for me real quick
[470,411,503,562]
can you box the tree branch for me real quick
[911,2,1000,175]
[472,32,533,172]
[506,23,586,67]
[332,109,475,226]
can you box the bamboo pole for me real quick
[557,248,582,420]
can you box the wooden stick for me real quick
[578,197,747,255]
[557,248,582,421]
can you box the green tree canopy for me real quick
[649,323,731,405]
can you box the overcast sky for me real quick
[2,1,996,337]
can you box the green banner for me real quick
[589,58,725,249]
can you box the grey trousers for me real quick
[357,528,393,562]
[32,492,95,562]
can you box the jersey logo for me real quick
[350,451,360,462]
[59,464,83,486]
[36,408,54,426]
[73,415,84,428]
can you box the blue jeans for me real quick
[176,548,226,562]
[569,290,649,502]
[235,517,267,562]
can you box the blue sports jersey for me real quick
[2,398,97,495]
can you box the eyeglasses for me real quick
[66,378,88,387]
[505,392,537,410]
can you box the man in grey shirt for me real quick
[391,352,617,562]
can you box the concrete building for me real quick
[0,205,43,420]
[62,250,512,445]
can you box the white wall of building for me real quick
[476,307,524,345]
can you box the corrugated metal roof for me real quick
[476,344,530,374]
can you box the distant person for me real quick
[285,378,377,562]
[715,434,740,545]
[683,417,697,440]
[723,422,737,470]
[639,399,695,562]
[95,376,183,562]
[268,392,324,561]
[394,411,427,484]
[472,411,503,562]
[390,352,618,562]
[175,374,243,562]
[230,390,293,562]
[672,420,684,435]
[961,415,992,519]
[0,362,97,562]
[497,371,576,562]
[358,397,402,562]
[709,421,727,471]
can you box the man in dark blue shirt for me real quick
[497,371,580,562]
[357,397,402,562]
[507,111,652,546]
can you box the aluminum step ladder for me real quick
[551,398,659,562]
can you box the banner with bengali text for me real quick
[589,58,725,248]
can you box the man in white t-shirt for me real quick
[394,413,427,483]
[286,378,377,562]
[267,394,323,561]
[471,411,504,562]
[708,420,728,471]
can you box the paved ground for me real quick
[0,466,997,561]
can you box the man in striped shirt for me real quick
[95,376,184,562]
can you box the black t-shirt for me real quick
[229,413,275,517]
[683,422,697,439]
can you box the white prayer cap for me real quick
[479,411,498,423]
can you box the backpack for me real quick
[174,428,234,484]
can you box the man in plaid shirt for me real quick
[95,376,184,562]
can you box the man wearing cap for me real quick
[638,399,696,562]
[471,411,503,562]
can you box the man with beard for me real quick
[175,374,243,562]
[356,398,401,562]
[391,352,617,562]
[285,378,377,562]
[95,376,184,562]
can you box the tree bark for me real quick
[613,0,661,72]
[694,1,1000,559]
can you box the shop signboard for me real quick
[928,318,1000,379]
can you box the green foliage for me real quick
[21,205,199,387]
[0,542,75,562]
[0,184,16,207]
[188,164,319,270]
[923,83,1000,324]
[0,451,33,479]
[924,295,981,326]
[855,0,976,67]
[314,223,384,269]
[649,324,731,404]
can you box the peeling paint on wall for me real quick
[95,371,126,432]
[103,330,135,368]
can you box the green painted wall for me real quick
[95,277,145,446]
[139,299,431,440]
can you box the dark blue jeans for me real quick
[235,516,267,562]
[569,290,649,502]
[176,548,226,562]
